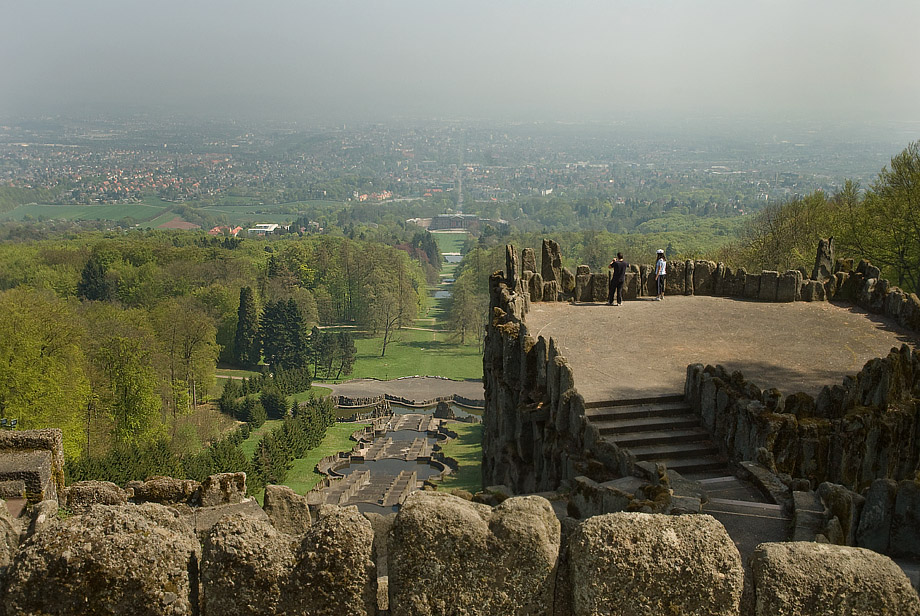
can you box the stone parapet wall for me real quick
[684,346,920,493]
[1,490,917,615]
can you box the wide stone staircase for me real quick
[585,394,792,567]
[585,394,726,477]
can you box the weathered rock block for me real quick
[693,260,716,295]
[776,271,798,302]
[199,472,246,507]
[812,237,835,282]
[528,272,543,302]
[574,273,590,302]
[128,475,200,506]
[290,505,377,615]
[561,266,576,295]
[5,503,200,616]
[521,248,537,273]
[389,491,560,616]
[0,497,20,574]
[64,480,128,511]
[590,273,607,302]
[890,479,920,558]
[817,482,865,546]
[567,512,742,616]
[541,239,562,283]
[744,273,761,299]
[666,260,686,296]
[751,542,920,616]
[263,484,313,536]
[759,270,779,301]
[856,478,898,553]
[201,516,296,616]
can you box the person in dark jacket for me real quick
[607,252,628,305]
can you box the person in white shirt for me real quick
[654,249,667,301]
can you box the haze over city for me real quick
[3,0,919,124]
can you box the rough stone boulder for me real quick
[856,478,898,553]
[566,512,742,616]
[64,479,129,511]
[812,237,835,282]
[288,504,376,615]
[561,266,576,295]
[201,516,296,616]
[199,472,246,507]
[4,503,200,616]
[751,542,920,615]
[263,484,313,536]
[389,491,560,616]
[128,475,200,506]
[521,247,537,274]
[0,497,20,574]
[891,479,920,558]
[541,238,562,283]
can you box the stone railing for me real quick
[1,488,917,615]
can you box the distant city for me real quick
[0,115,916,228]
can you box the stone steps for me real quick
[593,415,702,434]
[588,395,726,478]
[584,400,690,422]
[608,427,712,448]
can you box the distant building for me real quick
[247,223,280,235]
[208,225,242,236]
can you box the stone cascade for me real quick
[1,489,917,615]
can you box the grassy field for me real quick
[239,419,283,458]
[430,230,468,254]
[291,386,332,402]
[435,423,483,494]
[0,202,168,222]
[283,422,369,494]
[334,328,481,381]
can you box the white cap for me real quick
[657,249,665,254]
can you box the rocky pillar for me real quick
[812,237,835,282]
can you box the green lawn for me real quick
[0,202,168,222]
[282,422,369,494]
[430,231,468,254]
[335,328,481,381]
[435,423,483,494]
[291,386,332,402]
[240,419,282,458]
[215,367,263,378]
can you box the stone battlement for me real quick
[1,487,918,615]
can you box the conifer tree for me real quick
[77,254,115,301]
[233,286,260,368]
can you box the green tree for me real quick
[76,254,115,301]
[153,297,219,417]
[840,142,920,290]
[233,286,261,368]
[0,289,90,458]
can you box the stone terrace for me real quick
[525,295,918,403]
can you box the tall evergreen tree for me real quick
[233,287,260,368]
[77,254,115,302]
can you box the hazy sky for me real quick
[2,1,918,123]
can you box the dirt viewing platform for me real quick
[525,295,919,403]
